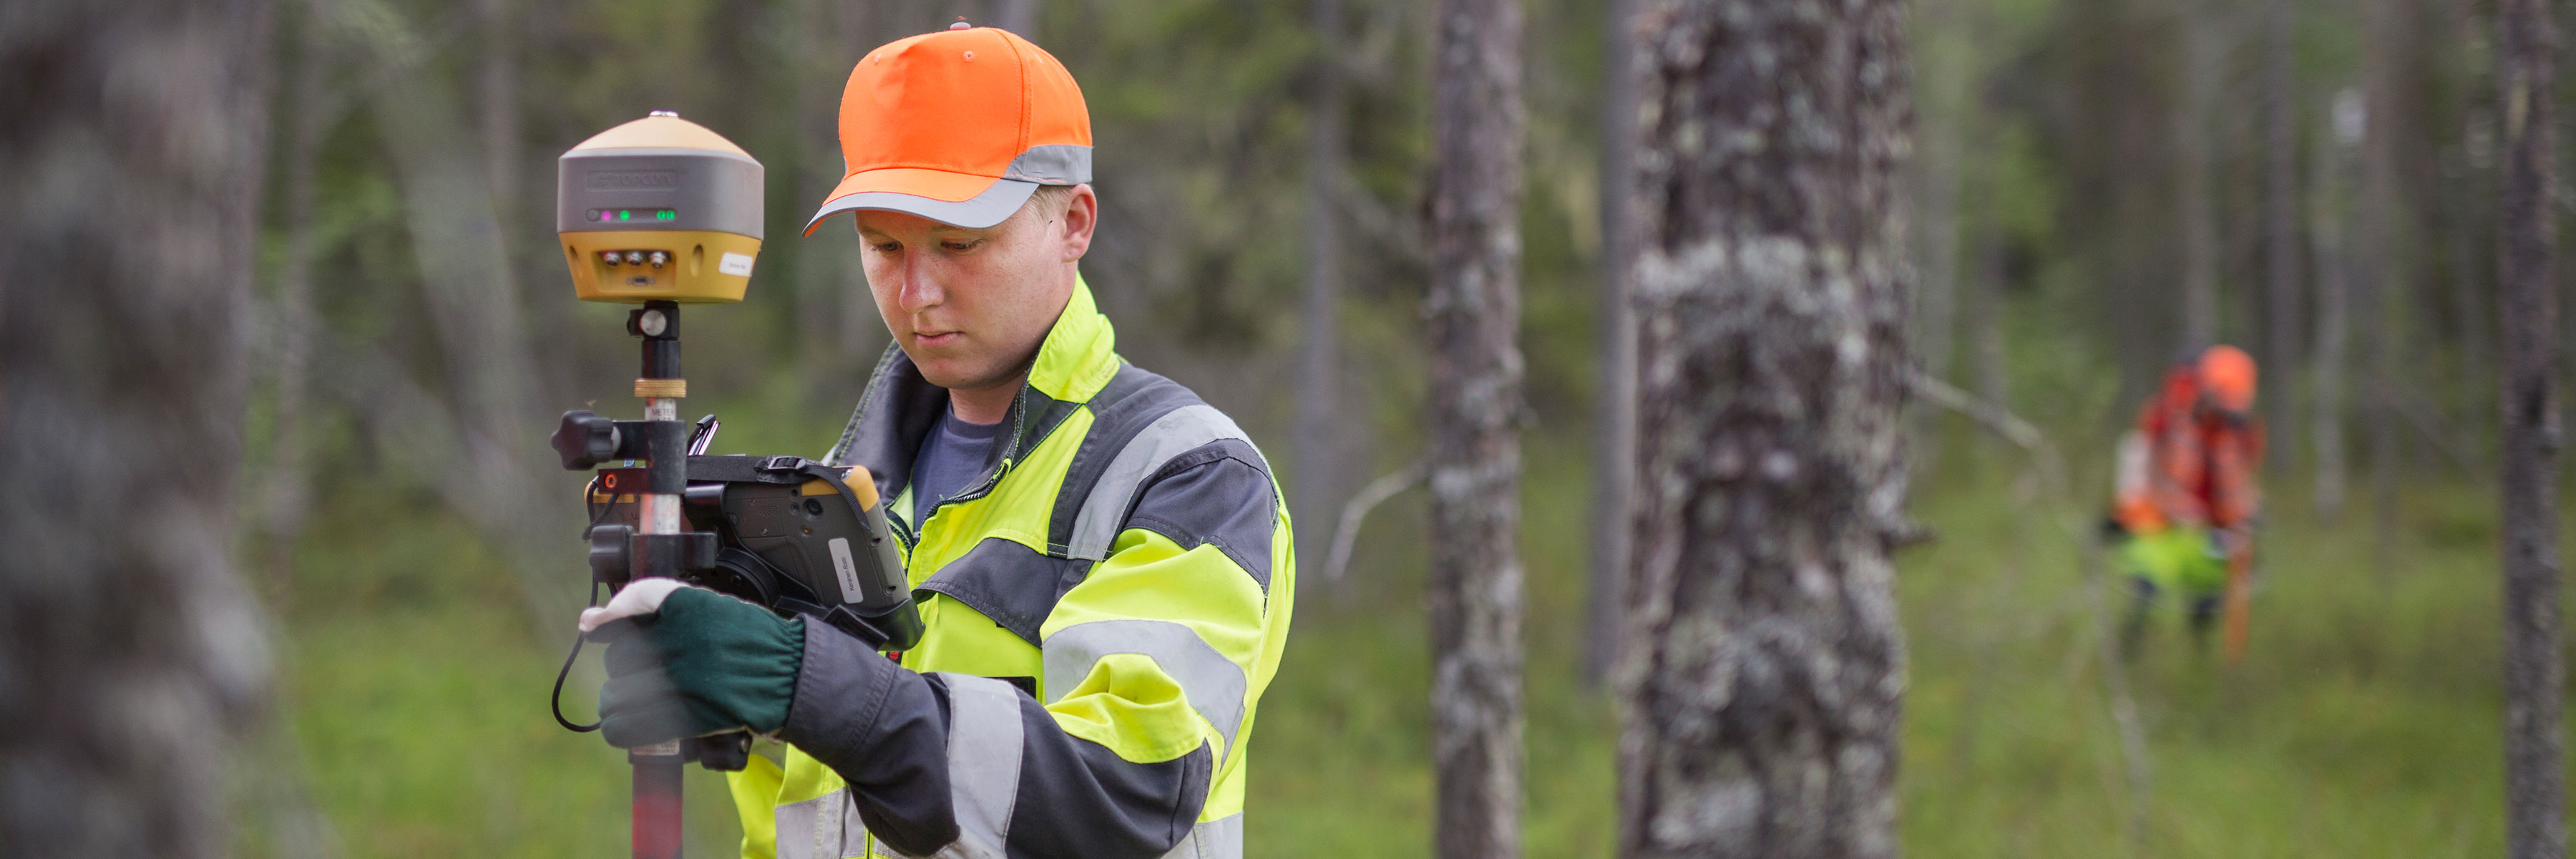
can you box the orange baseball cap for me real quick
[804,24,1091,234]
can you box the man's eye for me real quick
[871,241,901,253]
[942,239,982,252]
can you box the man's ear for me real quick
[1058,184,1097,262]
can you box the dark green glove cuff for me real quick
[599,587,804,748]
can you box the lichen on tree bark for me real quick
[1618,0,1913,856]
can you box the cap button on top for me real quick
[950,21,972,29]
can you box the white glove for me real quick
[577,577,697,633]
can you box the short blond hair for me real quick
[1028,183,1077,218]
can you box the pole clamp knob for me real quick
[588,524,634,588]
[553,410,623,470]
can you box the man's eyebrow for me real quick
[857,224,993,242]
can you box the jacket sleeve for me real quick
[777,440,1281,858]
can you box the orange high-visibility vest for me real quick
[2114,364,2265,535]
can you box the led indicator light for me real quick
[618,210,630,220]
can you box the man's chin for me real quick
[906,356,1008,392]
[898,339,1040,396]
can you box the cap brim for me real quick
[804,168,1040,234]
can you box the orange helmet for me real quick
[2196,345,2256,414]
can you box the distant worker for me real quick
[2108,344,2265,655]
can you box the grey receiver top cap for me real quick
[560,147,765,240]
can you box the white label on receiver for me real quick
[828,537,864,604]
[718,252,755,276]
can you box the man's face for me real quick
[854,186,1095,395]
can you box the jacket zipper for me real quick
[893,386,1033,562]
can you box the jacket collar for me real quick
[1025,275,1121,403]
[823,274,1118,509]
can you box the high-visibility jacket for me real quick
[727,276,1294,859]
[2112,364,2265,535]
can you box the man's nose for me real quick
[897,257,944,313]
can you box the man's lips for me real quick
[912,330,962,348]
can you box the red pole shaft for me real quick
[2220,545,2252,662]
[631,302,688,859]
[633,749,684,859]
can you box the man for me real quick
[584,24,1294,859]
[2109,344,2264,648]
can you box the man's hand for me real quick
[585,581,806,749]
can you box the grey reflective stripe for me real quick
[774,789,866,859]
[935,674,1027,858]
[1158,814,1244,859]
[1043,619,1249,757]
[804,176,1040,233]
[1002,144,1093,185]
[1065,404,1261,561]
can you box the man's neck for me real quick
[946,375,1024,425]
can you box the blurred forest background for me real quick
[154,0,2552,854]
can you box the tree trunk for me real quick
[1964,89,2010,461]
[1908,0,1966,452]
[2177,0,2220,353]
[2442,0,2493,466]
[1617,0,1911,855]
[993,0,1037,37]
[1913,157,1960,403]
[2262,0,2300,472]
[836,0,893,367]
[2311,90,2361,520]
[0,0,275,854]
[478,0,519,215]
[793,0,845,359]
[794,0,877,377]
[1426,0,1526,853]
[2443,159,2489,463]
[2496,0,2562,852]
[2361,0,2412,563]
[364,14,580,624]
[1296,0,1348,590]
[262,0,333,578]
[1585,0,1641,683]
[1968,195,2010,425]
[479,0,555,398]
[374,81,540,453]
